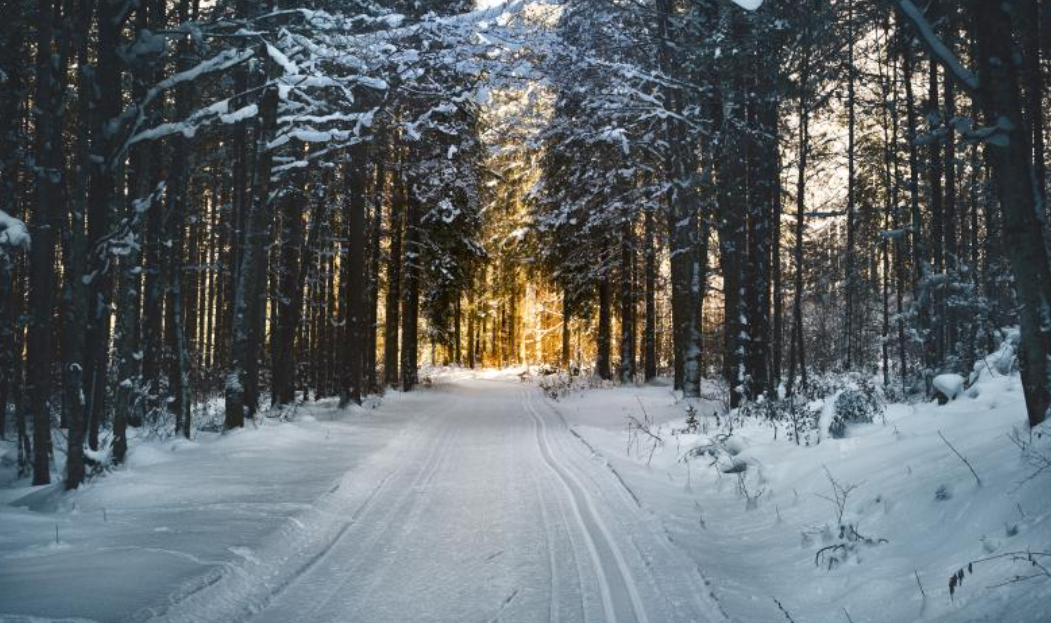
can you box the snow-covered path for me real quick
[156,379,723,623]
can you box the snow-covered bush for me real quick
[736,395,822,445]
[800,373,843,403]
[932,373,965,404]
[828,380,884,439]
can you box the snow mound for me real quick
[933,373,965,402]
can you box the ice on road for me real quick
[157,380,723,623]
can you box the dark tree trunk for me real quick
[561,288,571,369]
[597,276,612,381]
[384,172,404,387]
[901,34,927,391]
[0,0,29,443]
[62,0,93,484]
[643,206,657,381]
[365,159,384,391]
[454,298,462,365]
[619,217,635,384]
[787,38,811,396]
[400,191,420,391]
[27,0,61,485]
[82,0,126,453]
[969,0,1051,427]
[927,56,944,369]
[271,178,307,407]
[225,80,280,429]
[656,0,701,396]
[341,148,368,406]
[167,7,193,438]
[1022,0,1045,212]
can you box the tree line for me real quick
[526,0,1049,424]
[0,0,1048,491]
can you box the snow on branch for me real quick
[0,209,30,251]
[892,0,979,93]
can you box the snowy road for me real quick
[156,379,724,623]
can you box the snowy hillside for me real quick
[550,368,1051,622]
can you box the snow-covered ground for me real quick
[0,395,417,622]
[552,370,1051,623]
[1,363,1049,623]
[1,377,719,623]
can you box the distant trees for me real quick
[1,0,1049,488]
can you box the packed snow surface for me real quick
[0,380,721,623]
[1,367,1049,623]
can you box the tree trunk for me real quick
[787,41,810,396]
[845,0,857,370]
[384,171,404,387]
[619,217,635,384]
[27,0,60,485]
[167,8,193,438]
[271,178,308,407]
[643,206,657,381]
[62,0,93,484]
[561,288,571,369]
[969,0,1051,427]
[341,148,368,406]
[655,0,701,396]
[597,276,612,381]
[1022,0,1045,212]
[81,0,126,453]
[225,80,280,429]
[400,190,420,391]
[366,159,384,391]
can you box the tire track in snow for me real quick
[275,417,463,623]
[526,387,585,623]
[534,390,731,623]
[314,412,465,613]
[522,388,651,623]
[152,394,461,623]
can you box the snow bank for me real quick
[552,371,1051,623]
[0,397,420,621]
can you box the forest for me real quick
[1,0,1050,621]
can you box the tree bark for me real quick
[400,190,420,391]
[225,80,279,429]
[597,276,612,381]
[27,0,60,485]
[341,147,368,406]
[384,170,404,387]
[969,0,1051,426]
[643,206,657,381]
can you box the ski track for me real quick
[154,379,722,623]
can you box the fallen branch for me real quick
[938,431,982,486]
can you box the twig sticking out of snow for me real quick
[818,467,860,526]
[950,550,1051,598]
[913,569,926,597]
[938,431,982,487]
[773,598,797,623]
